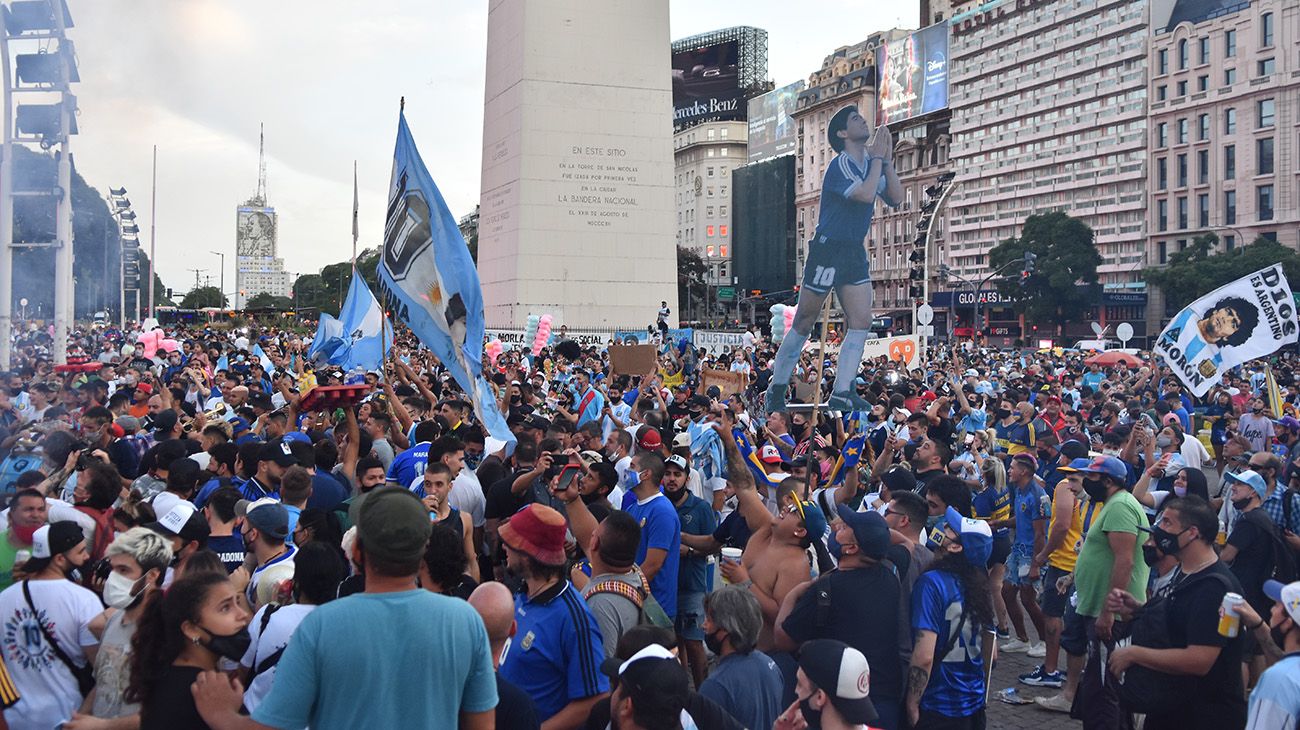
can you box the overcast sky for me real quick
[68,1,913,294]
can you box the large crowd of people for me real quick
[0,318,1298,730]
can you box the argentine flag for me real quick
[308,312,347,364]
[336,267,391,372]
[376,107,517,456]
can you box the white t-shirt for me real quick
[1179,437,1211,471]
[448,470,486,529]
[0,578,102,729]
[248,548,297,610]
[240,603,316,713]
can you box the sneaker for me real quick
[1018,665,1064,688]
[1027,641,1047,658]
[765,384,788,415]
[1034,694,1073,713]
[996,627,1011,641]
[827,391,872,411]
[999,638,1032,653]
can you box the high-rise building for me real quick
[674,120,747,312]
[1145,0,1298,333]
[791,31,908,286]
[947,0,1150,340]
[234,127,290,309]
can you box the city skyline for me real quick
[66,0,912,296]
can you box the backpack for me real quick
[582,567,673,629]
[1240,508,1298,584]
[1114,570,1234,715]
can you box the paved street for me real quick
[985,645,1082,730]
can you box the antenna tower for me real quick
[255,123,267,205]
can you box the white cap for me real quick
[616,643,676,676]
[672,432,692,449]
[485,436,508,456]
[157,503,198,536]
[30,524,52,559]
[1265,580,1300,625]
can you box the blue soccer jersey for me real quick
[816,152,885,244]
[912,570,985,718]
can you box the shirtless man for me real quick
[716,416,826,651]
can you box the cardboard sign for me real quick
[700,368,748,398]
[608,344,658,377]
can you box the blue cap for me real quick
[1076,455,1128,481]
[793,500,828,542]
[1057,456,1095,473]
[230,417,251,435]
[281,431,312,445]
[1225,469,1268,500]
[943,506,994,568]
[835,504,890,559]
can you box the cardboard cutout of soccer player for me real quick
[765,105,903,413]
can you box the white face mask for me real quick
[102,571,145,610]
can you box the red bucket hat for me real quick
[499,504,568,566]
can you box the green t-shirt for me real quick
[1073,491,1150,618]
[0,531,21,592]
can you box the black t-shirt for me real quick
[476,456,508,499]
[1146,562,1246,729]
[781,563,903,701]
[485,468,534,521]
[207,533,246,574]
[496,674,541,730]
[1227,510,1276,615]
[711,509,752,550]
[667,400,691,421]
[141,665,209,730]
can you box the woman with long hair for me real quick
[126,572,251,729]
[972,456,1011,638]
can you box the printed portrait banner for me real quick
[1154,264,1299,397]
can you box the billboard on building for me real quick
[747,81,804,163]
[672,40,743,128]
[875,23,949,125]
[236,206,277,257]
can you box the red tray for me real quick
[299,384,373,412]
[54,362,103,374]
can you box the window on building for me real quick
[1178,38,1188,69]
[720,244,728,257]
[1157,157,1168,189]
[1262,12,1274,47]
[1225,234,1235,250]
[1197,149,1209,184]
[720,185,727,197]
[1158,240,1168,264]
[707,129,715,140]
[1258,98,1275,127]
[707,225,715,237]
[1198,36,1210,64]
[1158,49,1169,74]
[1177,154,1188,187]
[1257,58,1275,76]
[1225,28,1236,57]
[1157,122,1168,147]
[1178,197,1188,229]
[1224,67,1236,85]
[720,147,728,156]
[1156,85,1167,101]
[1258,184,1274,220]
[1197,75,1209,92]
[720,225,728,237]
[1224,107,1236,134]
[1198,114,1209,140]
[706,206,714,217]
[720,128,729,138]
[1225,144,1236,177]
[1177,80,1188,97]
[719,205,727,217]
[1177,118,1188,143]
[1225,190,1236,225]
[1258,137,1274,174]
[1158,199,1169,231]
[707,149,715,157]
[707,166,714,178]
[1261,231,1278,242]
[1198,194,1209,227]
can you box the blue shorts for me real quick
[1004,544,1037,586]
[675,591,705,641]
[801,234,870,294]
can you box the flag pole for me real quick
[351,160,359,268]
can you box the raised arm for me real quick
[718,420,774,537]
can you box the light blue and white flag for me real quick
[251,344,276,373]
[375,108,516,455]
[308,312,347,364]
[337,267,391,372]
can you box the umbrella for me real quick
[1085,351,1145,368]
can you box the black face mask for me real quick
[1141,544,1162,567]
[202,625,252,662]
[996,408,1012,420]
[1232,497,1254,511]
[7,387,20,397]
[1149,526,1187,556]
[798,694,823,729]
[704,629,726,655]
[1082,477,1109,502]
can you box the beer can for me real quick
[1217,592,1244,637]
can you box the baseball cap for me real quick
[355,488,431,566]
[1057,456,1095,473]
[1076,454,1128,481]
[759,444,783,464]
[834,504,889,559]
[790,499,828,539]
[260,439,299,467]
[798,639,878,725]
[1277,415,1300,431]
[940,506,994,567]
[576,450,605,469]
[1263,580,1300,625]
[600,642,677,680]
[664,454,689,473]
[523,414,551,432]
[635,427,662,451]
[879,465,917,494]
[24,522,86,572]
[229,417,252,436]
[147,502,211,543]
[963,368,979,377]
[499,504,568,566]
[151,409,178,435]
[672,432,692,449]
[1224,469,1268,500]
[234,498,289,540]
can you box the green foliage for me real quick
[291,248,381,316]
[179,286,227,309]
[677,246,708,319]
[1144,235,1300,312]
[245,292,294,310]
[990,212,1102,333]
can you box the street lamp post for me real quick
[210,251,225,300]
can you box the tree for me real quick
[989,211,1102,336]
[677,246,708,321]
[180,286,227,309]
[290,249,383,317]
[1145,235,1300,313]
[246,292,294,310]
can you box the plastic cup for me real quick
[719,547,743,584]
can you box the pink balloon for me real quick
[137,330,161,359]
[783,307,796,332]
[160,339,180,354]
[532,314,554,356]
[486,339,503,365]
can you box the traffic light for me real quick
[1023,251,1037,275]
[1019,271,1031,289]
[908,249,925,264]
